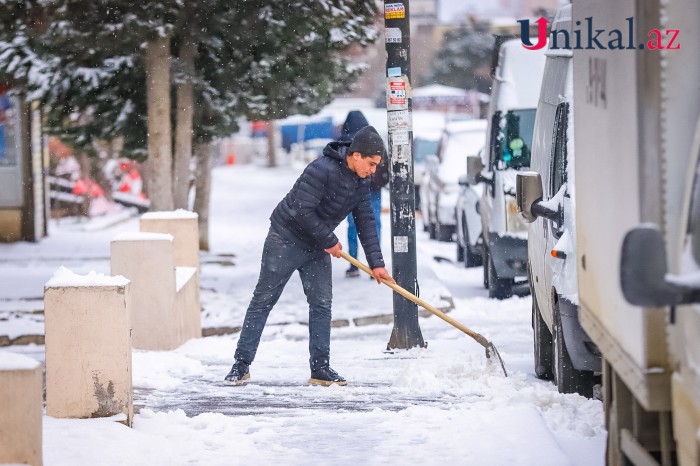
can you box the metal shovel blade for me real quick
[339,250,508,377]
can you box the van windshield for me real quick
[500,108,536,169]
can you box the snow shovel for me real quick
[339,251,508,377]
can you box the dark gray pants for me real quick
[234,228,333,371]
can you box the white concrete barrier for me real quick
[44,268,133,427]
[139,210,202,341]
[111,232,200,349]
[140,210,200,269]
[0,352,43,466]
[111,233,179,350]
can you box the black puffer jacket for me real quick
[340,111,389,193]
[270,141,385,269]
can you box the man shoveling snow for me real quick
[225,126,395,387]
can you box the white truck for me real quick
[573,0,700,463]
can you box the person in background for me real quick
[340,111,390,278]
[224,125,394,387]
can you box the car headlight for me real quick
[506,196,527,232]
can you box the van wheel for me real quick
[488,255,513,300]
[462,221,483,268]
[436,223,454,242]
[553,297,595,397]
[532,292,553,380]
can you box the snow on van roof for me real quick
[413,84,469,97]
[546,4,573,58]
[445,119,488,134]
[495,39,547,110]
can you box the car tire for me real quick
[436,223,454,242]
[532,290,554,380]
[462,220,482,268]
[482,246,489,289]
[553,297,595,397]
[488,255,514,300]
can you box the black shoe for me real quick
[224,360,250,385]
[309,366,347,386]
[345,265,360,278]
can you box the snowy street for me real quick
[0,163,605,465]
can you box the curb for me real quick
[1,296,455,346]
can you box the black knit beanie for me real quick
[347,126,386,157]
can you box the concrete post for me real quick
[140,210,200,268]
[139,211,202,342]
[0,352,43,466]
[44,269,133,426]
[111,233,180,350]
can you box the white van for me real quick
[421,119,486,242]
[467,38,546,299]
[515,4,600,398]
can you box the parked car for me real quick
[421,119,487,242]
[515,4,600,398]
[412,110,449,211]
[455,146,485,267]
[467,38,546,299]
[412,134,440,211]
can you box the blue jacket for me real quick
[270,141,385,269]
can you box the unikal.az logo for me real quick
[517,17,681,50]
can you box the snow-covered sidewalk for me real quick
[0,163,605,465]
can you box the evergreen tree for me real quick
[0,1,379,220]
[422,22,494,94]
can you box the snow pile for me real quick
[141,209,198,220]
[0,351,40,370]
[45,267,129,288]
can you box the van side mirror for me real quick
[516,172,561,223]
[467,156,484,185]
[620,225,700,307]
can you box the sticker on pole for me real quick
[388,110,411,130]
[394,236,408,253]
[385,3,406,19]
[391,129,409,146]
[385,28,402,43]
[389,80,407,107]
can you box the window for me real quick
[500,108,536,169]
[688,153,700,265]
[550,102,569,197]
[489,111,502,169]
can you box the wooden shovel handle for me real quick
[339,250,490,349]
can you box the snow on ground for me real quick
[0,162,605,465]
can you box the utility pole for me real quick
[384,0,425,350]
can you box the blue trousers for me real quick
[347,189,382,259]
[235,228,333,371]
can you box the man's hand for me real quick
[324,242,342,258]
[371,267,395,284]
